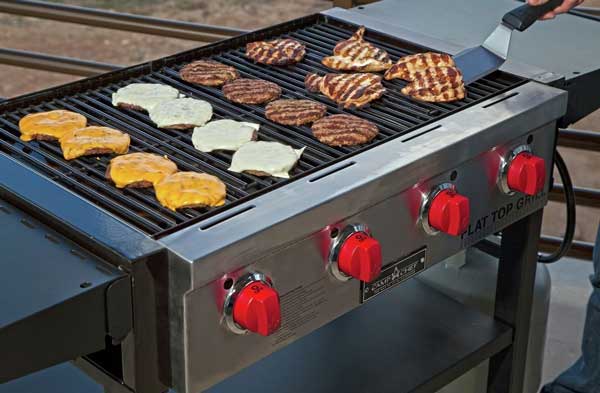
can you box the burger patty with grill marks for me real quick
[246,39,306,66]
[222,78,282,105]
[265,99,327,126]
[180,60,239,87]
[311,114,378,146]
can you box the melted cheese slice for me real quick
[19,110,87,141]
[191,119,259,152]
[112,83,180,112]
[155,172,226,211]
[60,126,130,160]
[148,98,213,129]
[108,152,178,188]
[228,141,305,179]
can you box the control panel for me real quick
[180,127,555,392]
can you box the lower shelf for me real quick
[1,280,512,393]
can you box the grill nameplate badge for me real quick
[360,248,426,303]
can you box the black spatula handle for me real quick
[502,0,563,31]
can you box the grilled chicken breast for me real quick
[304,72,385,109]
[19,110,87,142]
[180,60,239,87]
[246,38,306,66]
[384,52,455,81]
[154,172,226,211]
[322,26,392,72]
[222,78,282,105]
[60,126,130,160]
[107,152,178,188]
[265,99,327,126]
[311,114,378,146]
[401,66,466,103]
[400,66,463,91]
[404,84,466,103]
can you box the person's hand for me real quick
[527,0,584,20]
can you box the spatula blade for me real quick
[453,46,504,85]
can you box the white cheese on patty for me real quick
[112,83,180,112]
[149,98,213,128]
[192,119,259,152]
[228,141,305,179]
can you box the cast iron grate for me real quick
[0,15,525,237]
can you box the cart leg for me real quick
[487,209,544,393]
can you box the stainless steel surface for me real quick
[161,82,567,393]
[455,46,505,85]
[498,144,532,195]
[328,223,371,282]
[455,23,512,84]
[483,23,512,60]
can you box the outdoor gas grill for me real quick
[1,10,567,393]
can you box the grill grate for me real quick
[0,15,525,237]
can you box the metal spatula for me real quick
[454,0,562,84]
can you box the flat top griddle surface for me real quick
[0,15,524,237]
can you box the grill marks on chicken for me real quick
[304,72,385,109]
[401,66,466,103]
[312,114,378,147]
[246,39,306,66]
[265,99,327,126]
[180,60,239,87]
[384,52,456,81]
[322,26,392,72]
[222,78,282,105]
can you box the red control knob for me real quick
[428,189,470,236]
[233,282,281,336]
[338,232,382,283]
[507,153,546,196]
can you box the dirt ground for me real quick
[0,0,598,243]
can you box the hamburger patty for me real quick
[154,172,226,211]
[19,110,87,142]
[60,126,130,160]
[304,73,385,109]
[265,99,327,126]
[180,60,239,87]
[106,152,178,189]
[246,39,306,66]
[222,78,282,105]
[311,114,378,146]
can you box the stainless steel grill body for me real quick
[164,83,566,392]
[0,12,567,393]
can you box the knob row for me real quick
[228,151,547,336]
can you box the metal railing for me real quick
[0,0,247,42]
[1,0,598,260]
